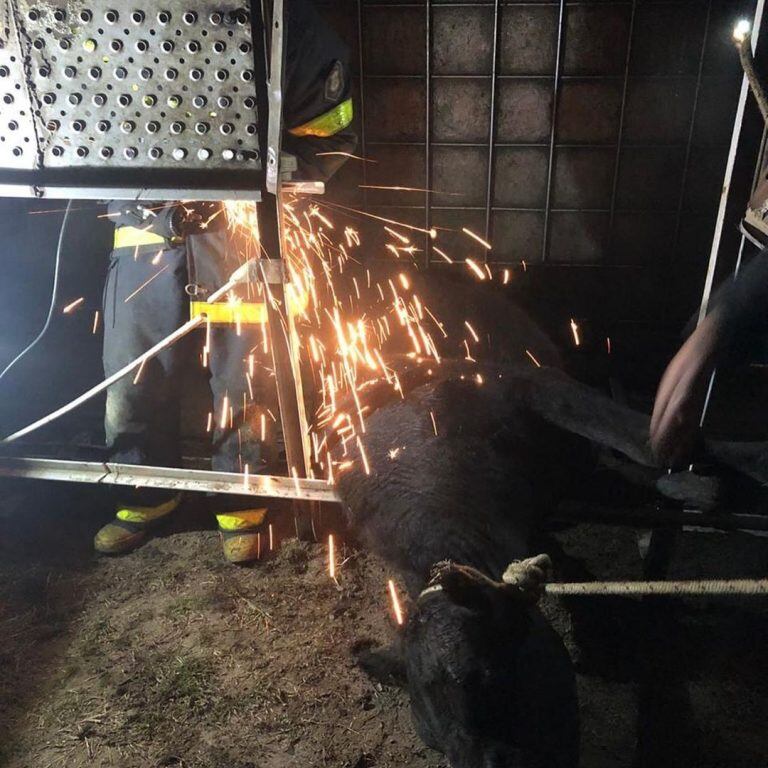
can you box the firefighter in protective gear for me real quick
[95,0,355,562]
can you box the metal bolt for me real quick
[142,94,157,108]
[220,122,234,135]
[38,66,50,77]
[51,146,64,157]
[104,9,119,24]
[3,94,14,105]
[135,39,149,53]
[243,96,256,110]
[120,120,135,133]
[167,95,181,108]
[68,92,82,105]
[186,40,201,53]
[189,68,203,82]
[148,146,163,159]
[192,95,207,108]
[42,92,55,105]
[79,9,92,22]
[213,41,225,54]
[238,42,252,54]
[46,119,60,132]
[8,120,18,130]
[240,69,253,82]
[93,93,107,107]
[53,9,66,21]
[222,149,235,161]
[114,67,127,81]
[0,67,8,78]
[63,65,77,79]
[217,96,232,109]
[197,148,211,160]
[194,121,209,134]
[32,38,44,50]
[157,11,171,25]
[214,69,228,82]
[160,40,174,53]
[145,120,160,133]
[209,12,223,24]
[117,94,132,107]
[75,146,88,158]
[182,11,197,24]
[100,146,114,158]
[170,121,185,134]
[27,8,39,21]
[172,147,187,160]
[96,120,110,132]
[131,10,145,24]
[71,119,85,132]
[245,123,257,135]
[164,68,178,81]
[124,147,138,159]
[109,39,123,52]
[139,67,152,81]
[88,67,101,80]
[59,38,71,50]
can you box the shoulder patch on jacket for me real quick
[325,60,345,103]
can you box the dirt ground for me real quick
[1,479,768,768]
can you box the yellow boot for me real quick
[94,495,181,555]
[216,508,269,564]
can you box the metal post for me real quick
[425,0,433,267]
[255,0,315,539]
[357,0,369,209]
[541,0,566,262]
[483,0,502,255]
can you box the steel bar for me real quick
[356,0,369,208]
[424,0,433,268]
[539,0,564,263]
[0,457,341,503]
[671,0,713,258]
[697,0,766,325]
[608,0,637,237]
[483,0,502,250]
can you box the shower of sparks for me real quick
[328,534,336,580]
[388,579,404,625]
[62,297,84,314]
[465,258,486,280]
[123,264,169,304]
[526,349,542,368]
[570,319,581,347]
[462,227,492,250]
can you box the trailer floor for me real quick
[1,480,767,768]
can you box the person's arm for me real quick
[106,201,227,241]
[650,247,768,465]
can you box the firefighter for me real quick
[95,0,355,563]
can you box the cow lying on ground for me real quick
[331,331,768,767]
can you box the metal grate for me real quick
[0,0,264,198]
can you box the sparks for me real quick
[465,258,486,280]
[328,534,336,580]
[269,523,274,551]
[570,319,581,347]
[525,349,542,368]
[123,264,170,303]
[357,436,371,475]
[462,227,492,250]
[92,310,100,334]
[606,336,612,354]
[388,579,404,625]
[429,410,438,436]
[464,320,479,343]
[62,297,84,314]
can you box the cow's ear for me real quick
[352,638,407,687]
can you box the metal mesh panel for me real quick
[0,0,263,197]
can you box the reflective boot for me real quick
[94,495,181,554]
[216,507,269,564]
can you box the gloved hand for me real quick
[650,308,724,466]
[171,201,229,237]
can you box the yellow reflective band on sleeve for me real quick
[114,226,167,249]
[190,290,309,325]
[288,98,354,138]
[116,495,181,524]
[216,508,268,531]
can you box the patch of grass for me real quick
[165,595,211,618]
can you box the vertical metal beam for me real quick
[483,0,502,256]
[255,0,315,539]
[541,0,566,262]
[608,0,637,237]
[697,0,766,325]
[356,0,369,209]
[671,0,712,256]
[425,0,433,267]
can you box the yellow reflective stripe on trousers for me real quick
[116,495,181,524]
[190,290,309,325]
[288,98,354,138]
[114,226,167,249]
[216,508,268,531]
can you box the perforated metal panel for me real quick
[0,0,265,198]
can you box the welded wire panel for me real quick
[0,0,264,198]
